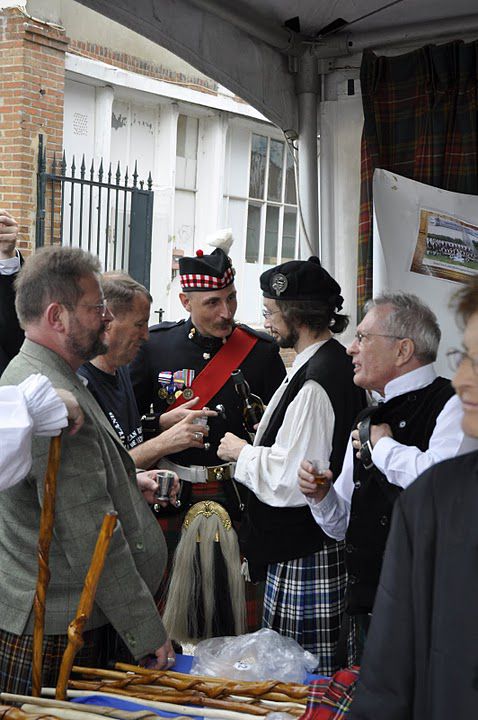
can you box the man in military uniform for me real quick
[130,247,285,630]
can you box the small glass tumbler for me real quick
[155,470,176,501]
[309,459,330,486]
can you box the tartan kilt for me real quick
[262,540,354,676]
[301,666,360,720]
[0,624,134,695]
[156,479,263,632]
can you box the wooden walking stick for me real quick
[55,511,118,701]
[32,434,62,697]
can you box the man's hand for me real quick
[141,638,176,670]
[351,422,393,459]
[370,422,393,446]
[217,432,248,462]
[298,459,332,502]
[148,639,176,670]
[136,470,180,506]
[160,411,216,454]
[0,210,19,259]
[136,470,181,507]
[159,398,216,430]
[55,389,84,435]
[136,470,160,504]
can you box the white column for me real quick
[195,112,228,246]
[94,85,114,169]
[296,50,320,258]
[149,102,179,320]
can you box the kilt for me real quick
[262,540,354,676]
[0,625,133,695]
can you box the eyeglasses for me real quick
[262,309,281,319]
[66,299,112,318]
[354,331,404,344]
[447,348,478,375]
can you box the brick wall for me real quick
[0,8,68,253]
[69,39,218,93]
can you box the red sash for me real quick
[166,327,258,411]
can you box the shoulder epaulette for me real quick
[149,319,186,332]
[237,323,274,343]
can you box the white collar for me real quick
[380,363,437,402]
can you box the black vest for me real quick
[240,338,366,581]
[0,253,24,376]
[345,376,454,615]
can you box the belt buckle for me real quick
[207,464,231,482]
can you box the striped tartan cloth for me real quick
[357,40,478,314]
[300,666,360,720]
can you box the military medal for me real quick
[158,370,174,400]
[174,369,195,400]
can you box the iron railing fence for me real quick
[36,134,154,288]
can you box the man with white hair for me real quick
[299,293,477,654]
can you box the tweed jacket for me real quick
[0,339,167,660]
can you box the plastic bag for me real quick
[191,628,317,683]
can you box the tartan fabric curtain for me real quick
[357,40,478,312]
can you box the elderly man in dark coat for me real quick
[350,277,478,720]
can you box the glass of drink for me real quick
[155,470,176,501]
[310,459,330,486]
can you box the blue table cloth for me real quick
[75,654,323,718]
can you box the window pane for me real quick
[267,139,284,201]
[285,149,297,204]
[246,203,261,263]
[282,207,297,261]
[264,205,280,265]
[176,114,187,158]
[249,134,267,199]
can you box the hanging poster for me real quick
[410,209,478,282]
[372,169,478,377]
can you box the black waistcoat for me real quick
[345,376,454,615]
[0,253,24,376]
[240,338,366,581]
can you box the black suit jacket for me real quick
[351,450,478,720]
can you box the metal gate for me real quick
[35,134,154,289]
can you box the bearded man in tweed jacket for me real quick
[0,246,174,695]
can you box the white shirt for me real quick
[0,250,20,276]
[307,363,478,540]
[0,374,68,490]
[235,340,335,507]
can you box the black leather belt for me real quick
[358,416,374,470]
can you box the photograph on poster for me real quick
[410,208,478,283]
